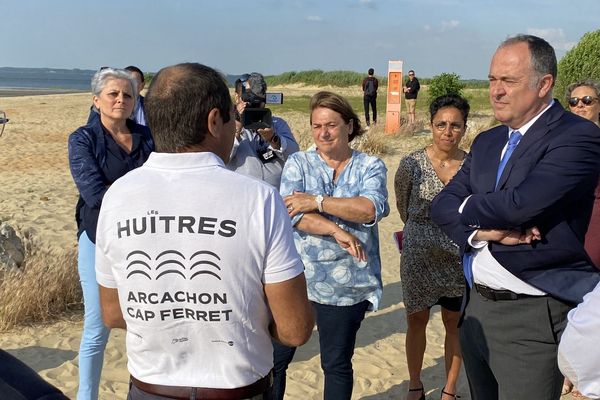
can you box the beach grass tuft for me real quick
[0,230,81,331]
[352,125,393,156]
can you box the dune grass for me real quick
[0,231,81,331]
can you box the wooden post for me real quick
[384,60,403,135]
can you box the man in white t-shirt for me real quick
[95,63,314,400]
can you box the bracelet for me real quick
[315,194,324,213]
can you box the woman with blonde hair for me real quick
[562,78,600,397]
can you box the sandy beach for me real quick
[0,91,578,399]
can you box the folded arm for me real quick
[461,127,600,229]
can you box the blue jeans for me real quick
[270,301,368,400]
[270,341,297,400]
[77,231,110,400]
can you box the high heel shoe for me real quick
[441,387,461,399]
[408,386,425,400]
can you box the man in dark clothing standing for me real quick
[404,70,420,125]
[362,68,379,127]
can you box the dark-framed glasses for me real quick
[568,96,599,107]
[0,111,8,137]
[433,121,464,133]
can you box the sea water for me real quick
[0,67,95,90]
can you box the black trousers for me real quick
[460,286,572,400]
[363,96,377,125]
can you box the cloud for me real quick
[441,20,460,31]
[305,15,323,22]
[527,28,576,51]
[359,0,377,9]
[423,24,431,31]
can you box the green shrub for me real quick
[144,72,154,85]
[555,30,600,106]
[266,70,387,87]
[427,72,465,103]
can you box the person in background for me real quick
[277,91,390,400]
[567,80,600,267]
[124,65,147,126]
[362,68,379,127]
[227,72,299,189]
[395,94,468,400]
[95,62,314,400]
[431,34,600,400]
[68,68,154,400]
[404,70,420,125]
[0,109,8,137]
[561,78,600,397]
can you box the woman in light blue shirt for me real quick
[274,91,389,400]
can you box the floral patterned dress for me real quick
[394,148,465,314]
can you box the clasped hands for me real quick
[473,226,541,245]
[284,191,367,261]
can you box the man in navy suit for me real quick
[431,34,600,399]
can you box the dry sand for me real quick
[0,91,578,399]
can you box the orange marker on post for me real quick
[384,60,403,135]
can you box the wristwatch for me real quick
[315,194,324,213]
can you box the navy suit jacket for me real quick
[431,100,600,304]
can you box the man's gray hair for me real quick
[91,68,138,105]
[500,34,557,86]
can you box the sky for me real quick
[1,0,599,79]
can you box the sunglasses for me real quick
[568,96,599,107]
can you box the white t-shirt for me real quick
[95,152,304,388]
[558,281,600,398]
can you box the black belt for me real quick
[130,371,272,400]
[474,283,540,301]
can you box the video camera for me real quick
[241,90,284,131]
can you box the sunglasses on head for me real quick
[568,95,599,107]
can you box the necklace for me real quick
[427,145,463,169]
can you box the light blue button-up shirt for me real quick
[280,149,389,310]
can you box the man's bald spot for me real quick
[149,65,191,99]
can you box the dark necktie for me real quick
[463,130,523,287]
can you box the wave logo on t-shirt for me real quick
[125,249,222,280]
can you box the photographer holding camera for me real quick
[227,72,299,189]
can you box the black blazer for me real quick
[431,101,600,304]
